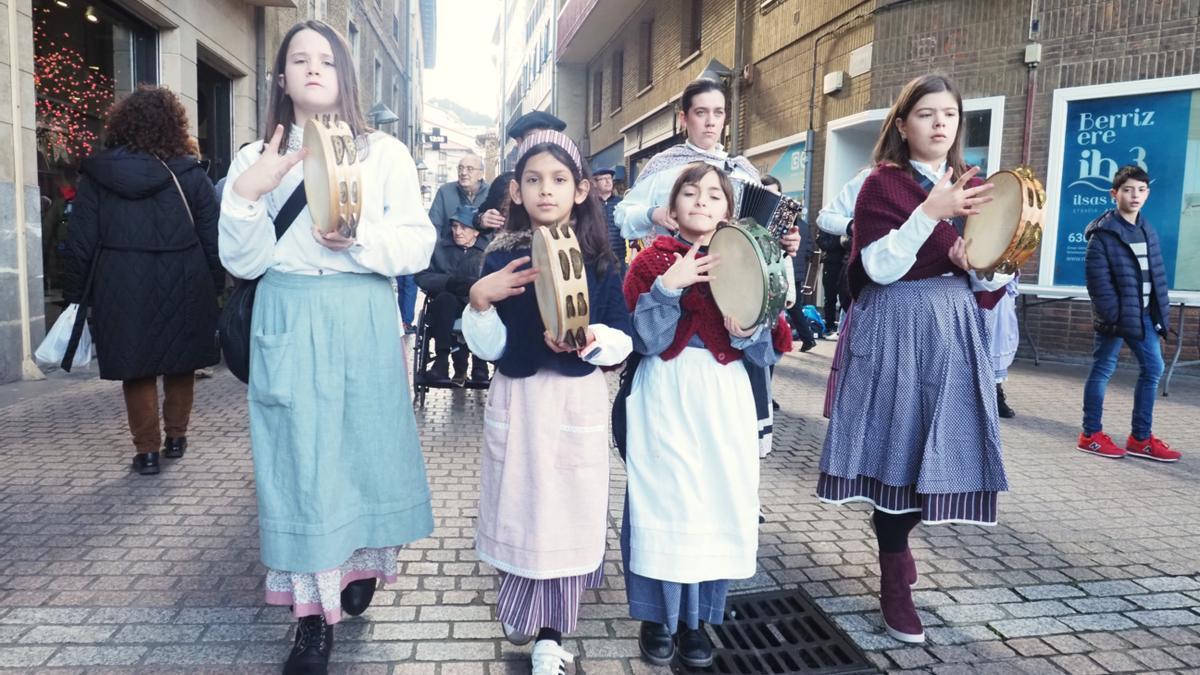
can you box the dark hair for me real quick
[478,171,516,219]
[264,21,371,153]
[681,78,726,114]
[509,143,615,275]
[669,162,735,220]
[103,85,191,160]
[760,175,782,190]
[873,74,968,180]
[1112,165,1151,190]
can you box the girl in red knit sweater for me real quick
[620,163,791,668]
[817,74,1011,644]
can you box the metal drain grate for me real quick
[674,589,877,675]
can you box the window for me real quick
[374,58,383,103]
[591,69,603,126]
[681,0,702,58]
[348,21,360,63]
[611,51,624,112]
[638,21,653,89]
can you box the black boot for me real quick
[340,578,377,617]
[132,452,160,475]
[284,615,333,675]
[996,383,1016,418]
[163,437,187,459]
[469,358,490,384]
[426,351,451,385]
[638,621,675,666]
[451,349,469,387]
[676,622,714,668]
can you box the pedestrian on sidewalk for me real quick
[462,132,632,675]
[621,163,788,669]
[218,20,436,675]
[816,74,1012,645]
[63,86,223,476]
[1076,165,1181,462]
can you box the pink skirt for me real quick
[264,546,399,624]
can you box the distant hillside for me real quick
[428,98,495,128]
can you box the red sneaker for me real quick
[1077,431,1125,459]
[1125,435,1181,462]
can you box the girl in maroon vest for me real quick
[817,74,1011,644]
[621,163,791,668]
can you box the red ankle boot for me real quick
[879,551,924,643]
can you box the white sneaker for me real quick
[531,639,575,675]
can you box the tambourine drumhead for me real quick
[532,223,590,348]
[964,172,1022,269]
[708,225,766,329]
[303,116,362,237]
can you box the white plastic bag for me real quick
[34,303,93,369]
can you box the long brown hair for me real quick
[102,85,191,160]
[264,20,371,153]
[872,74,967,180]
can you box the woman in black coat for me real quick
[64,86,223,476]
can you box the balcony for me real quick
[557,0,643,64]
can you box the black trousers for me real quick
[427,291,468,367]
[822,255,845,327]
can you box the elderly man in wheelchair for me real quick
[416,204,491,386]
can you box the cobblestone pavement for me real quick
[0,340,1198,674]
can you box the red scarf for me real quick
[623,235,792,363]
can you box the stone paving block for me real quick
[987,618,1072,639]
[1129,647,1187,670]
[579,638,639,659]
[935,603,1008,624]
[813,595,877,613]
[0,646,56,667]
[141,644,242,665]
[1136,576,1200,592]
[1064,596,1136,613]
[1076,579,1145,596]
[924,625,1000,645]
[1127,592,1198,609]
[1048,654,1105,675]
[1165,644,1200,666]
[20,624,117,644]
[0,608,92,624]
[1040,634,1089,654]
[416,606,492,622]
[885,647,937,669]
[1003,601,1076,619]
[1089,649,1145,672]
[371,622,450,641]
[413,641,496,661]
[46,646,147,666]
[946,588,1023,605]
[847,630,904,650]
[1005,638,1056,657]
[1060,612,1138,632]
[1126,609,1200,627]
[115,624,206,643]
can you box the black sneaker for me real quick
[163,437,187,459]
[284,615,333,675]
[132,452,160,475]
[677,623,714,668]
[638,621,674,666]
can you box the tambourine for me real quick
[303,114,363,238]
[964,167,1045,275]
[532,222,590,349]
[707,217,790,330]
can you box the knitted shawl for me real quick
[639,142,760,182]
[624,235,792,363]
[847,164,1004,310]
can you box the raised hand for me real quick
[920,166,994,222]
[468,256,540,311]
[660,242,718,291]
[232,124,307,202]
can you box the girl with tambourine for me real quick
[818,74,1012,645]
[621,162,791,668]
[462,131,632,675]
[218,20,436,674]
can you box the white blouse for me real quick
[462,305,632,368]
[861,160,1012,292]
[218,125,435,279]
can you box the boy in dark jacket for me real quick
[416,205,489,385]
[1077,166,1181,462]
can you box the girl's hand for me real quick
[724,315,756,338]
[543,331,576,354]
[480,208,506,230]
[312,226,355,251]
[660,243,718,291]
[780,226,801,257]
[948,236,971,271]
[651,207,679,232]
[232,125,306,202]
[469,256,540,311]
[919,166,993,222]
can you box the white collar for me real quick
[685,140,727,159]
[909,159,947,183]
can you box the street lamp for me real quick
[697,58,733,84]
[367,102,400,126]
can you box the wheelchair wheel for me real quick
[411,297,432,408]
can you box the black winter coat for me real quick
[414,237,487,302]
[1083,209,1171,340]
[64,147,223,380]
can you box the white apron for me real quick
[625,347,760,584]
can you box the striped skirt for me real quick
[495,566,604,635]
[817,276,1008,525]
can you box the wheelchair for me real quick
[411,294,490,408]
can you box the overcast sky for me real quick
[424,0,501,121]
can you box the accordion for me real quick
[732,180,803,239]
